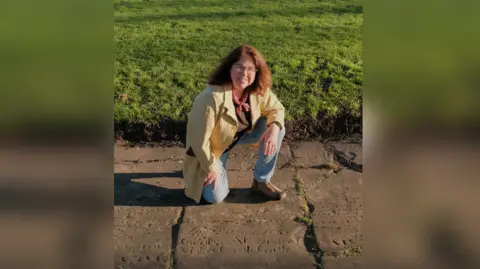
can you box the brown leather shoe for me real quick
[251,180,287,200]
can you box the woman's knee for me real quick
[202,181,229,204]
[202,190,227,204]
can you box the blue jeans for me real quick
[202,117,286,204]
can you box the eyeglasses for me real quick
[232,64,257,73]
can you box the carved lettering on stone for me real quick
[178,224,305,256]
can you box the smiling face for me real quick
[230,54,257,91]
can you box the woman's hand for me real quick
[260,124,280,156]
[204,171,217,190]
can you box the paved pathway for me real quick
[114,141,363,269]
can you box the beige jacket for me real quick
[182,84,285,203]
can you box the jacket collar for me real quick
[223,84,238,126]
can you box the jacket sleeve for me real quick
[260,88,285,130]
[186,92,218,174]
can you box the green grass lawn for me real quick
[114,0,362,139]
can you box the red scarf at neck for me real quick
[232,90,250,117]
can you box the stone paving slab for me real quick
[175,221,316,269]
[114,161,192,208]
[322,256,362,269]
[114,149,189,268]
[315,225,362,255]
[114,145,185,163]
[299,169,363,255]
[226,143,292,171]
[113,144,364,268]
[183,169,304,223]
[114,160,185,269]
[114,214,172,269]
[137,147,185,162]
[290,141,330,168]
[114,206,180,229]
[114,146,147,163]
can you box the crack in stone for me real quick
[170,206,186,269]
[293,173,324,269]
[278,141,298,170]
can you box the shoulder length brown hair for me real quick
[208,45,272,96]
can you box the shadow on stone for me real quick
[115,173,271,207]
[115,172,195,207]
[309,164,344,174]
[310,164,333,170]
[327,145,363,173]
[223,188,271,204]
